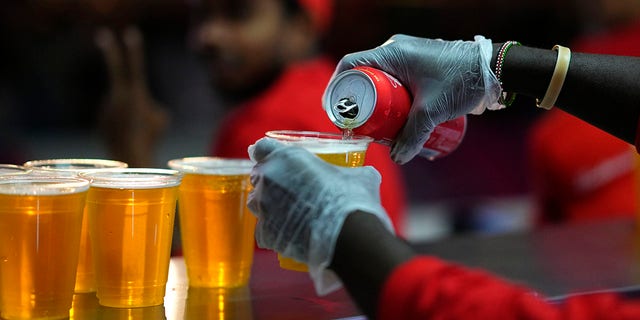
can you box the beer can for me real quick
[323,66,467,160]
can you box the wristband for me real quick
[494,41,521,107]
[536,45,571,110]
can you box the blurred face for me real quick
[193,0,292,98]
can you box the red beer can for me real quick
[323,66,467,160]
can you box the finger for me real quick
[248,137,286,162]
[334,48,385,75]
[123,26,149,92]
[95,27,127,90]
[390,98,437,164]
[333,34,407,75]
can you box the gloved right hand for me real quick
[247,137,394,295]
[329,35,502,164]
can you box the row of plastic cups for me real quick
[0,157,256,320]
[0,161,181,319]
[0,130,374,319]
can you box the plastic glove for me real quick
[247,137,394,295]
[329,34,502,164]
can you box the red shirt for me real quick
[528,110,636,225]
[211,57,407,233]
[379,256,640,319]
[528,20,640,225]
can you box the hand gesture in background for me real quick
[95,26,169,167]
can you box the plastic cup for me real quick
[168,157,256,288]
[264,130,373,272]
[23,159,128,293]
[80,168,182,308]
[0,175,90,320]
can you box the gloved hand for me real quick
[329,35,502,164]
[247,137,394,295]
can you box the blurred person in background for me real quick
[99,0,408,233]
[527,0,640,226]
[192,0,407,232]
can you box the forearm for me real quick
[493,43,640,144]
[329,211,415,318]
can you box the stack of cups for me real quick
[23,159,128,294]
[0,169,90,319]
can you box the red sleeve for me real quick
[378,256,640,319]
[635,115,640,154]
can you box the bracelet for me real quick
[536,45,571,110]
[495,41,521,107]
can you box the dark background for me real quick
[0,0,595,236]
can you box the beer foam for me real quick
[0,180,90,195]
[296,143,368,154]
[265,130,372,154]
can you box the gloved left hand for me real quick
[247,137,394,295]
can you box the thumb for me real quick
[248,137,287,162]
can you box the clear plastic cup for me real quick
[0,174,90,319]
[168,157,256,288]
[264,130,373,272]
[80,168,182,308]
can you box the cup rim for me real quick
[23,158,129,171]
[265,130,373,144]
[0,174,91,195]
[168,157,254,175]
[0,164,31,175]
[79,168,182,189]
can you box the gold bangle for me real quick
[536,45,571,110]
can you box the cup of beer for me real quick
[23,159,128,293]
[264,130,373,271]
[168,157,256,288]
[0,174,90,320]
[79,168,182,308]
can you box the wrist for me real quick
[330,211,414,318]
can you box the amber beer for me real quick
[168,157,256,288]
[0,175,89,320]
[81,168,181,308]
[23,159,128,293]
[264,130,373,271]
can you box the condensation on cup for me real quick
[323,66,467,160]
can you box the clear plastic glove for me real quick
[330,35,502,164]
[247,137,394,295]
